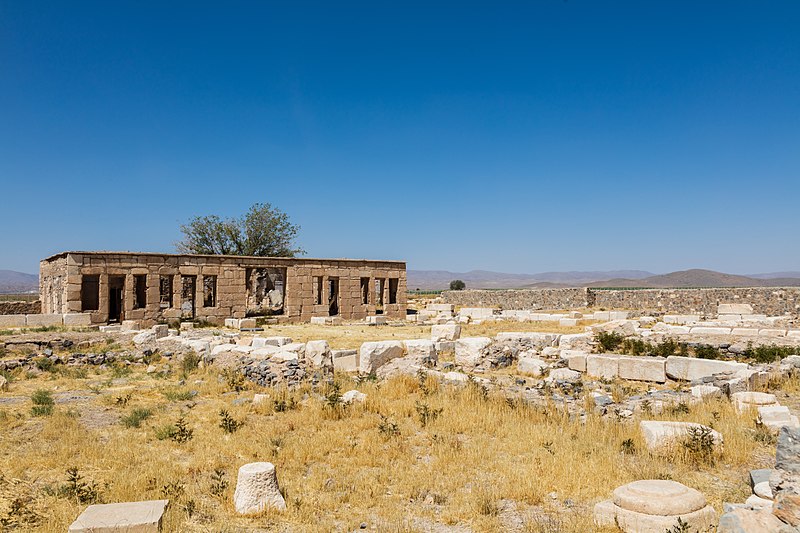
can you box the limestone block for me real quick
[121,320,141,332]
[758,328,787,337]
[719,303,754,315]
[431,324,461,342]
[239,318,257,330]
[359,341,404,374]
[546,368,582,383]
[306,340,332,368]
[717,507,786,533]
[252,336,292,348]
[564,350,587,372]
[454,337,492,368]
[435,340,455,353]
[224,318,239,328]
[718,314,743,322]
[741,314,768,322]
[366,315,387,325]
[405,314,418,323]
[252,394,269,405]
[332,350,358,372]
[744,494,772,509]
[133,331,156,345]
[403,339,437,363]
[341,390,367,404]
[689,326,732,335]
[99,325,122,333]
[211,342,238,356]
[518,356,548,376]
[617,356,666,383]
[427,303,454,313]
[559,318,578,327]
[64,313,92,327]
[639,421,723,452]
[0,314,26,327]
[233,462,286,514]
[26,314,63,327]
[151,324,168,339]
[272,351,298,362]
[757,405,799,431]
[753,481,773,500]
[665,356,749,381]
[251,346,280,359]
[690,385,723,399]
[609,311,629,320]
[443,371,469,383]
[731,328,759,336]
[495,331,560,347]
[459,308,494,319]
[666,325,691,335]
[664,314,701,324]
[68,500,169,532]
[180,322,194,330]
[731,391,778,413]
[586,354,619,380]
[593,311,610,321]
[558,333,593,350]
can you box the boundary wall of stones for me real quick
[0,301,41,315]
[442,287,800,316]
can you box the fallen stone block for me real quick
[459,307,494,319]
[586,354,619,380]
[592,311,610,321]
[341,389,367,404]
[99,325,122,333]
[617,355,666,383]
[665,356,749,381]
[431,324,461,342]
[310,316,343,325]
[332,350,358,372]
[689,326,732,335]
[495,331,560,348]
[120,320,141,332]
[133,331,156,345]
[717,506,786,533]
[454,337,492,368]
[359,341,404,374]
[151,324,168,339]
[758,405,800,431]
[609,311,629,320]
[366,315,387,325]
[558,333,593,350]
[403,339,437,363]
[64,313,92,327]
[517,356,548,376]
[731,327,760,336]
[639,420,723,452]
[594,480,716,532]
[25,313,63,327]
[559,318,578,327]
[664,314,701,325]
[435,340,455,353]
[564,350,587,372]
[758,328,787,337]
[731,391,779,413]
[690,384,723,399]
[233,462,285,514]
[546,368,582,384]
[305,340,332,368]
[237,318,257,330]
[427,303,454,313]
[718,303,754,315]
[68,500,169,532]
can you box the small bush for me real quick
[745,344,797,363]
[682,426,716,465]
[620,438,636,454]
[210,468,228,496]
[273,395,298,412]
[415,401,443,427]
[378,415,400,438]
[218,409,243,434]
[596,332,624,352]
[181,353,201,376]
[666,517,692,533]
[222,369,246,392]
[162,388,196,401]
[694,345,721,360]
[33,357,55,372]
[30,389,55,417]
[59,467,99,504]
[121,407,153,428]
[156,416,193,443]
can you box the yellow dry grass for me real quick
[0,357,779,532]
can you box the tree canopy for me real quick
[176,203,304,257]
[449,279,466,290]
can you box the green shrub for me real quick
[596,332,624,352]
[694,345,721,360]
[218,409,243,434]
[181,353,201,376]
[121,407,153,428]
[30,389,55,417]
[745,344,797,363]
[59,467,99,504]
[162,388,196,401]
[34,357,55,372]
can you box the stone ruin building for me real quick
[39,251,407,326]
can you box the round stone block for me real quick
[233,462,286,514]
[614,503,717,533]
[613,480,706,516]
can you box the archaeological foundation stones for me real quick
[639,421,723,452]
[594,480,717,532]
[68,500,169,532]
[233,462,286,514]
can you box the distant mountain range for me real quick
[408,268,800,290]
[0,270,38,294]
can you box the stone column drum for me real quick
[233,462,286,514]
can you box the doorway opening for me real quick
[328,277,339,316]
[181,276,197,319]
[108,276,125,323]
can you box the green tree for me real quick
[449,279,466,290]
[176,203,303,257]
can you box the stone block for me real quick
[665,356,749,381]
[664,314,701,324]
[252,336,293,348]
[306,340,332,368]
[609,311,629,320]
[238,318,257,329]
[63,313,92,327]
[558,333,593,349]
[559,318,578,327]
[717,507,786,533]
[120,320,141,332]
[731,328,759,336]
[224,318,239,328]
[359,341,404,374]
[617,355,666,383]
[639,420,723,452]
[718,303,754,315]
[758,328,787,337]
[593,311,610,321]
[564,350,587,372]
[68,500,169,532]
[403,339,436,363]
[366,315,387,325]
[757,405,799,431]
[459,307,494,319]
[151,324,168,339]
[731,391,778,413]
[332,350,358,372]
[435,340,455,353]
[690,385,723,399]
[233,462,285,514]
[454,337,492,368]
[431,324,461,342]
[689,326,732,335]
[25,314,63,327]
[427,303,454,313]
[546,368,582,383]
[0,314,26,327]
[99,325,122,333]
[518,356,548,376]
[586,354,619,380]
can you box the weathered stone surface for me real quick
[305,340,332,368]
[732,391,778,413]
[68,500,169,532]
[586,354,619,380]
[639,421,723,452]
[773,490,800,527]
[238,318,257,330]
[26,313,63,327]
[454,337,492,368]
[745,494,773,509]
[0,314,26,327]
[0,375,8,392]
[121,320,141,332]
[719,303,754,315]
[665,356,749,381]
[151,324,168,339]
[613,479,706,516]
[517,355,548,376]
[64,313,92,327]
[233,462,286,514]
[431,324,461,342]
[758,405,800,431]
[546,368,581,383]
[754,481,773,500]
[717,507,786,533]
[750,469,775,489]
[617,356,666,383]
[341,390,367,404]
[564,350,587,372]
[558,333,593,350]
[133,331,156,345]
[252,336,293,348]
[358,341,404,374]
[776,426,800,474]
[252,394,269,405]
[366,315,387,325]
[690,384,723,399]
[403,339,437,363]
[332,350,358,372]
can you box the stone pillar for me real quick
[233,462,286,514]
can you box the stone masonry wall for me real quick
[442,287,800,316]
[0,301,41,315]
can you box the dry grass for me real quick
[0,357,777,532]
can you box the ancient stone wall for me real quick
[40,252,406,326]
[442,287,800,316]
[0,301,41,315]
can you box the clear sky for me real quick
[1,2,798,275]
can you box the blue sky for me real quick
[1,2,798,275]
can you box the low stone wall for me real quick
[442,287,800,316]
[0,300,41,315]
